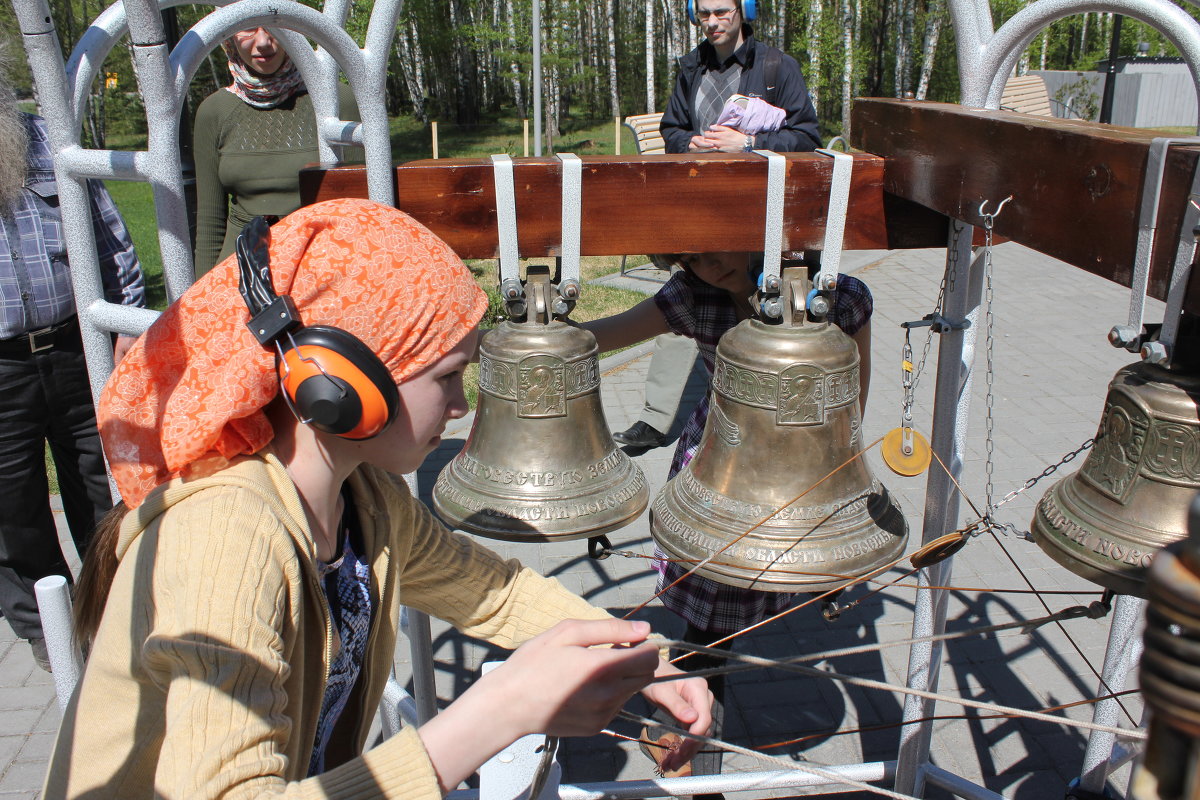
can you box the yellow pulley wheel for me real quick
[881,427,932,476]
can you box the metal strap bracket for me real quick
[752,149,786,297]
[814,148,854,291]
[491,154,520,285]
[1111,136,1200,353]
[554,153,583,316]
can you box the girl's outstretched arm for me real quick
[579,298,671,353]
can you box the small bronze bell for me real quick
[1031,358,1200,598]
[433,269,648,541]
[652,267,908,592]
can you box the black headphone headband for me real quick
[235,217,399,439]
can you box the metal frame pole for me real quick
[1076,594,1147,795]
[894,221,986,795]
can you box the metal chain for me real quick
[982,219,998,516]
[991,438,1097,512]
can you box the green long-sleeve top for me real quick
[191,86,361,278]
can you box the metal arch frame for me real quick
[12,0,442,732]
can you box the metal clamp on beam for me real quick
[554,152,582,317]
[1109,135,1200,358]
[901,313,971,333]
[814,148,854,292]
[752,149,787,319]
[490,154,525,317]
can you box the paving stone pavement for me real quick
[1,244,1163,798]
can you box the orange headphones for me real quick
[237,217,399,439]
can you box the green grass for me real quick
[104,180,167,310]
[389,114,641,162]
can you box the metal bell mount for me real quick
[433,155,648,541]
[651,150,908,592]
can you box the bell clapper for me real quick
[587,535,612,560]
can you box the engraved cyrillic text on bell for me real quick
[652,268,908,592]
[434,315,648,542]
[1031,359,1200,597]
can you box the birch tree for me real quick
[915,0,945,100]
[645,0,656,111]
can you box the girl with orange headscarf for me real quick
[44,199,710,799]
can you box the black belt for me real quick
[0,315,80,357]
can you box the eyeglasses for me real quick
[695,6,738,20]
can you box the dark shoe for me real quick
[612,421,667,449]
[28,638,51,673]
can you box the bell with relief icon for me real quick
[433,267,648,542]
[651,267,908,592]
[1031,357,1200,598]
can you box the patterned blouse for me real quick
[308,502,373,777]
[651,269,874,635]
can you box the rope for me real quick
[648,640,1147,741]
[755,689,1141,751]
[654,601,1110,684]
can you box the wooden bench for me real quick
[999,75,1053,116]
[624,112,666,155]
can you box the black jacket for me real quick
[659,30,821,154]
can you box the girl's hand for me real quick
[640,660,714,772]
[492,618,662,737]
[419,618,662,791]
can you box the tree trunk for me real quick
[645,0,655,111]
[915,0,943,100]
[839,0,853,138]
[505,1,526,120]
[894,0,914,97]
[807,0,823,111]
[606,0,620,116]
[394,24,426,122]
[1040,27,1048,69]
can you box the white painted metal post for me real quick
[34,576,83,710]
[894,223,986,795]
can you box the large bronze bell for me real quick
[652,267,908,592]
[433,270,648,542]
[1031,358,1200,598]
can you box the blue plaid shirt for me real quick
[0,113,145,339]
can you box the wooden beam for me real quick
[851,98,1200,314]
[300,153,953,259]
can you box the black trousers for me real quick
[0,328,112,640]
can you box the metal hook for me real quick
[978,195,1013,228]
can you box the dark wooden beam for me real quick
[300,153,954,259]
[851,98,1200,314]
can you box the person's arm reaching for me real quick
[579,297,671,353]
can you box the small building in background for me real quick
[1032,57,1194,128]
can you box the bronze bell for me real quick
[433,269,648,542]
[1031,358,1200,598]
[651,267,908,592]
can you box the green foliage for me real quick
[1054,78,1100,120]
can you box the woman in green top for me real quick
[192,27,360,277]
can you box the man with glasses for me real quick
[611,0,820,451]
[659,0,820,154]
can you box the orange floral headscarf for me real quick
[98,198,488,508]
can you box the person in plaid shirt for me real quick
[0,49,145,671]
[583,251,872,784]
